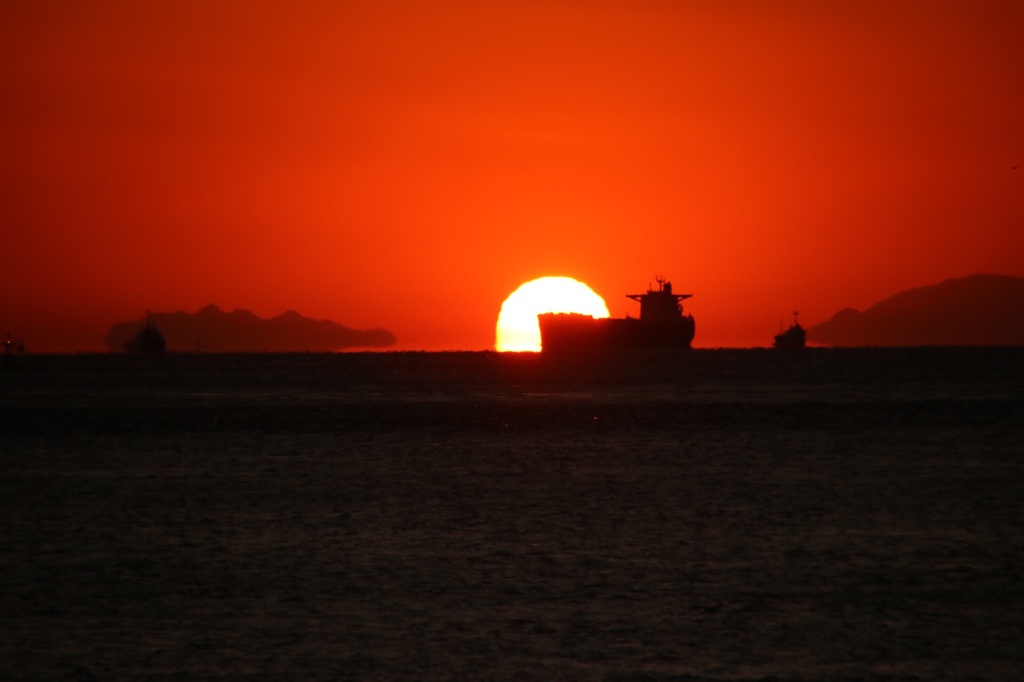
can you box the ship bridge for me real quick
[627,279,692,323]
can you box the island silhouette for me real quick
[807,274,1024,346]
[105,304,395,352]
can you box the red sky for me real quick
[3,1,1023,351]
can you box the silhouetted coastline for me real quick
[105,304,395,353]
[808,274,1024,346]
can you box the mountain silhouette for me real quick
[106,305,396,352]
[807,274,1024,346]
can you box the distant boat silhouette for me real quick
[123,315,166,354]
[4,334,25,355]
[774,312,806,349]
[3,333,25,365]
[539,277,695,352]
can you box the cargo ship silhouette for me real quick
[539,277,695,352]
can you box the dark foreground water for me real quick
[2,349,1022,681]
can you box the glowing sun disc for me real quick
[496,276,610,352]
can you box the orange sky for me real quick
[3,1,1023,351]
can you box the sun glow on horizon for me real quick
[496,277,610,352]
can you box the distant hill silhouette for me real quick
[106,305,396,352]
[807,274,1024,346]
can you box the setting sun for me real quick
[496,277,610,352]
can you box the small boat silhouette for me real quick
[124,314,166,354]
[774,312,806,349]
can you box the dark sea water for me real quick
[2,349,1022,681]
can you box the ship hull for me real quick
[538,313,695,353]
